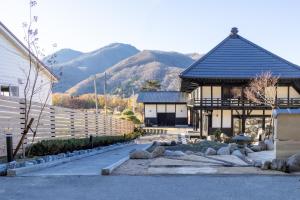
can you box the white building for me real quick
[0,21,58,104]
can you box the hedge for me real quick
[26,131,143,157]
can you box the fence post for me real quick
[70,110,75,137]
[50,106,55,138]
[6,134,13,162]
[95,110,99,135]
[85,111,89,137]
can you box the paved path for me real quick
[22,143,149,176]
[1,175,300,200]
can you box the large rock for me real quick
[287,153,300,172]
[164,150,185,157]
[129,150,152,159]
[205,147,217,156]
[261,161,271,170]
[271,159,288,172]
[245,147,254,154]
[232,150,245,159]
[250,145,262,152]
[217,147,230,155]
[151,146,165,158]
[264,139,274,150]
[228,143,239,153]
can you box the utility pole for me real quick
[93,75,98,113]
[104,72,107,115]
[132,88,135,113]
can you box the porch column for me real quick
[242,109,246,133]
[200,109,203,137]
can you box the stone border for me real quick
[101,142,154,175]
[7,143,135,176]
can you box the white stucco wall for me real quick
[212,86,221,98]
[222,110,231,128]
[157,104,165,113]
[0,30,53,105]
[277,86,288,98]
[176,104,187,118]
[145,104,156,118]
[212,110,221,128]
[166,104,175,113]
[290,87,300,98]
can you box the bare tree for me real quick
[244,71,279,138]
[14,0,57,157]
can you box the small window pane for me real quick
[10,86,19,97]
[1,86,10,96]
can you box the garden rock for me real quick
[130,150,152,159]
[232,150,245,159]
[217,147,230,155]
[271,159,287,172]
[7,161,17,169]
[264,139,274,150]
[253,161,262,168]
[170,141,177,146]
[287,153,300,172]
[185,150,193,155]
[152,146,165,158]
[205,147,217,156]
[228,143,238,153]
[250,145,262,152]
[261,161,271,170]
[207,135,215,141]
[164,150,185,157]
[245,147,254,154]
[220,133,230,142]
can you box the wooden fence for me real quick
[0,95,134,157]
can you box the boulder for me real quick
[228,143,239,153]
[245,147,254,154]
[205,147,217,156]
[164,150,185,157]
[170,141,177,146]
[232,150,245,159]
[129,150,152,159]
[271,159,288,172]
[261,161,271,170]
[287,153,300,172]
[185,150,194,155]
[253,161,262,168]
[207,135,215,141]
[217,147,230,155]
[264,139,274,150]
[250,145,262,152]
[151,146,165,158]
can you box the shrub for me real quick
[26,131,143,157]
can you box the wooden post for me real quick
[70,111,75,137]
[50,107,55,137]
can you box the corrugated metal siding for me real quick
[181,34,300,78]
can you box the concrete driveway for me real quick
[21,144,149,176]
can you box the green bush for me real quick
[26,131,143,157]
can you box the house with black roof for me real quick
[180,27,300,137]
[137,91,188,127]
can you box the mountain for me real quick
[44,48,83,64]
[44,43,140,92]
[66,50,197,97]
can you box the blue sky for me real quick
[0,0,300,64]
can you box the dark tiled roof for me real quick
[137,91,187,103]
[180,29,300,79]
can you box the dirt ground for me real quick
[113,153,285,175]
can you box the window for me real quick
[0,85,19,97]
[1,86,10,96]
[222,86,243,99]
